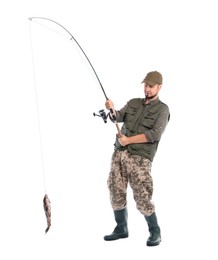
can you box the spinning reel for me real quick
[93,109,109,123]
[93,109,121,136]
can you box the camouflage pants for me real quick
[107,150,155,216]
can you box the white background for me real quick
[1,0,218,259]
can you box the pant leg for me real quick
[128,155,155,216]
[107,150,128,210]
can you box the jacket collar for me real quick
[143,97,160,106]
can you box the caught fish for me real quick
[43,194,51,234]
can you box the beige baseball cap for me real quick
[141,71,162,86]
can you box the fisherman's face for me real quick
[144,83,162,100]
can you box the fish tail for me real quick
[45,226,50,234]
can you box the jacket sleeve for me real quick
[144,107,170,143]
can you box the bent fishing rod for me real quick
[29,17,121,135]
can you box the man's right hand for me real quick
[105,99,114,111]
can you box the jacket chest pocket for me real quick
[139,111,157,130]
[125,106,138,123]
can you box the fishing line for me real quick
[28,20,47,193]
[29,17,122,234]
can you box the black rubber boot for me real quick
[145,212,161,246]
[104,208,129,241]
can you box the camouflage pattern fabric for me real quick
[107,150,155,216]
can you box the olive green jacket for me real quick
[114,97,170,161]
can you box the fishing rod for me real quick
[29,17,121,135]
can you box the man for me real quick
[104,71,170,246]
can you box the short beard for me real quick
[145,93,158,100]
